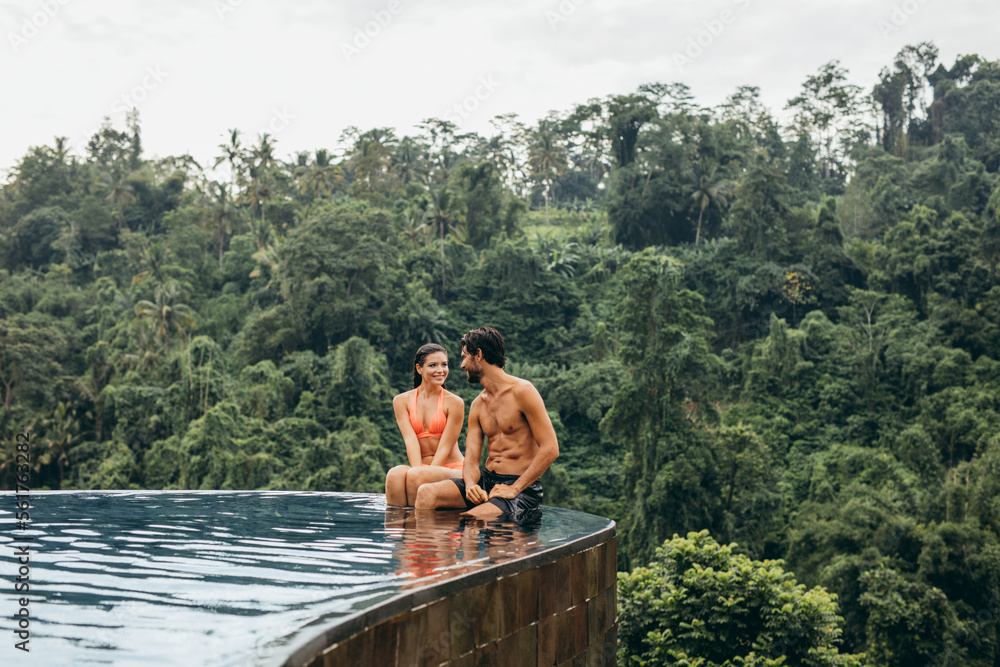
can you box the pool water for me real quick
[0,491,612,665]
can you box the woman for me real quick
[385,343,465,506]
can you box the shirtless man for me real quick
[414,327,559,519]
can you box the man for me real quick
[414,327,559,519]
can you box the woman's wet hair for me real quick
[459,327,506,368]
[413,343,448,388]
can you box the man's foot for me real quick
[460,503,503,519]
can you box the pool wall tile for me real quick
[583,546,600,600]
[344,629,374,666]
[495,630,519,667]
[539,556,571,618]
[474,640,498,667]
[423,598,450,666]
[571,602,588,657]
[450,587,476,659]
[472,579,500,648]
[570,551,587,607]
[398,604,428,666]
[594,543,605,591]
[605,586,618,632]
[587,586,604,646]
[606,538,618,590]
[537,612,558,666]
[514,623,537,666]
[518,567,539,629]
[372,616,400,665]
[319,641,343,667]
[554,607,575,664]
[497,574,519,637]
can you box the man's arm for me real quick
[488,382,559,499]
[463,397,488,504]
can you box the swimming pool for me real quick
[0,491,616,665]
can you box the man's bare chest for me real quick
[478,397,526,437]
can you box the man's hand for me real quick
[466,483,489,505]
[487,484,518,500]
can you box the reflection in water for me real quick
[386,508,545,588]
[0,491,611,666]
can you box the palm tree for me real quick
[245,133,279,222]
[204,182,240,267]
[34,402,83,486]
[134,279,197,353]
[125,317,161,370]
[99,170,137,231]
[689,161,730,245]
[398,203,431,249]
[393,137,426,184]
[426,186,465,292]
[247,215,274,252]
[52,136,70,163]
[528,121,567,223]
[214,128,243,194]
[300,149,341,200]
[131,240,170,285]
[250,241,290,302]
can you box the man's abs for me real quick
[484,435,538,476]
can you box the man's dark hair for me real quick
[460,327,506,368]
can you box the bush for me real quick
[617,530,864,666]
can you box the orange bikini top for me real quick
[409,389,447,439]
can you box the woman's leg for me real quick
[405,465,463,506]
[385,465,411,506]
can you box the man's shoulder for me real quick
[509,377,541,402]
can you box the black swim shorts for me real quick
[450,467,543,514]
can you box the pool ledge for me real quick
[280,515,617,667]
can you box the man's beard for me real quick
[465,367,482,384]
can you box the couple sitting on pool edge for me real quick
[384,326,559,520]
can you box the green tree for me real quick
[688,159,730,245]
[528,119,568,222]
[133,279,198,354]
[214,127,244,195]
[618,530,862,666]
[601,249,721,565]
[98,170,138,231]
[203,181,240,268]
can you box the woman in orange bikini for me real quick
[384,343,465,506]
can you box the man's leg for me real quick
[414,478,468,510]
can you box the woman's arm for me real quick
[392,393,424,468]
[429,393,465,467]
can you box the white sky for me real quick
[1,0,997,176]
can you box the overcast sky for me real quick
[1,0,997,176]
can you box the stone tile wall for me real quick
[307,536,617,667]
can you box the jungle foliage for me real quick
[3,43,1000,665]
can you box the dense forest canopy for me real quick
[3,42,1000,664]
